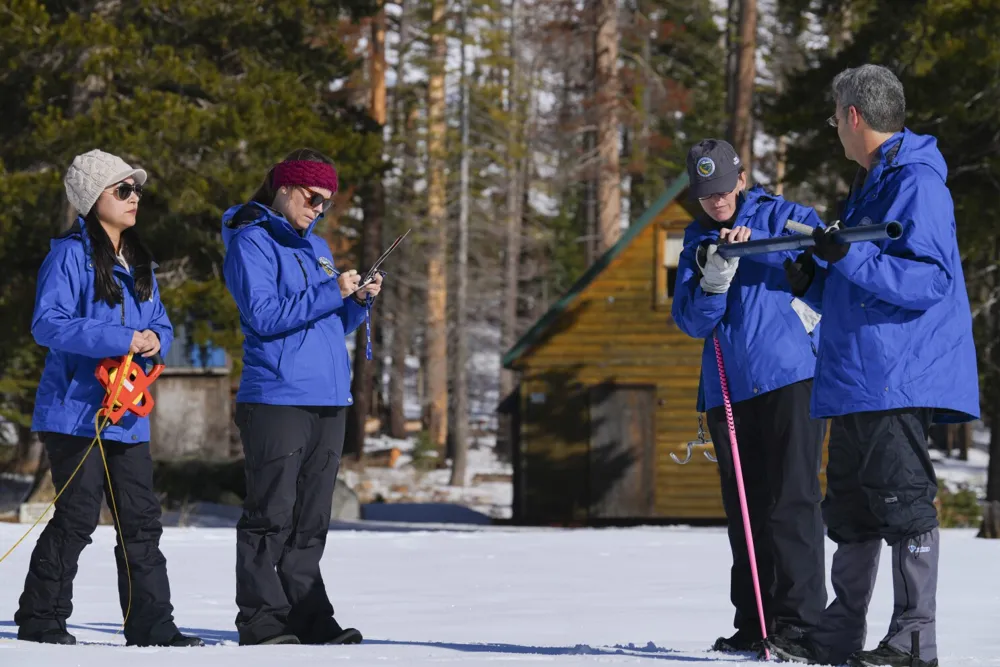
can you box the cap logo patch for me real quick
[696,157,716,177]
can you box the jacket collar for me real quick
[241,201,320,248]
[844,132,904,216]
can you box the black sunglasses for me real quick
[111,182,143,201]
[299,186,333,212]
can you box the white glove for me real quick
[696,243,739,294]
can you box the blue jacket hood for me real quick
[221,201,323,253]
[887,129,948,182]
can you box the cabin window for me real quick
[655,226,685,308]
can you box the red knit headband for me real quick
[272,160,339,194]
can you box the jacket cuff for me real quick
[831,241,876,276]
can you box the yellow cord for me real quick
[0,353,135,636]
[96,411,133,634]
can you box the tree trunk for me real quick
[14,422,44,476]
[595,0,621,254]
[386,0,413,441]
[724,0,739,125]
[499,0,522,410]
[729,0,756,172]
[425,0,449,453]
[628,7,650,222]
[449,2,471,487]
[959,421,971,461]
[346,3,387,460]
[774,135,787,195]
[980,241,1000,539]
[388,100,418,441]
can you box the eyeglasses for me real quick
[698,186,737,202]
[299,186,333,212]
[110,182,143,201]
[827,114,839,128]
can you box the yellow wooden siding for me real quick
[514,206,725,519]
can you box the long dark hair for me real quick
[84,210,154,306]
[250,148,336,207]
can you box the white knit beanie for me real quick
[64,149,148,216]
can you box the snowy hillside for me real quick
[0,525,998,666]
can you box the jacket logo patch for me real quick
[318,257,336,277]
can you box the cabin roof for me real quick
[502,172,691,369]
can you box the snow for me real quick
[932,447,990,496]
[0,525,998,665]
[347,433,513,519]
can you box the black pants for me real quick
[810,409,939,664]
[234,403,347,645]
[706,379,827,638]
[822,409,938,546]
[15,434,178,645]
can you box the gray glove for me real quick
[696,243,739,294]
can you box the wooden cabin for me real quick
[501,174,828,525]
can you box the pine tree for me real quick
[0,0,382,469]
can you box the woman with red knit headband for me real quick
[220,148,379,646]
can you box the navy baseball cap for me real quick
[686,139,743,199]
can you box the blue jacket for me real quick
[31,218,174,443]
[799,129,980,423]
[672,185,824,412]
[221,202,369,407]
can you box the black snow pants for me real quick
[15,433,180,646]
[809,409,940,664]
[705,379,828,639]
[233,403,347,645]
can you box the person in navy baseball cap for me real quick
[673,136,828,655]
[686,138,744,201]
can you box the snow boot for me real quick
[256,633,301,645]
[712,629,763,654]
[18,628,76,645]
[766,633,822,664]
[323,626,363,645]
[847,642,939,667]
[127,632,205,647]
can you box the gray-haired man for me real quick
[771,65,980,667]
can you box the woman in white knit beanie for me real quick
[12,149,203,648]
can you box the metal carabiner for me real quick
[670,440,718,464]
[671,414,718,464]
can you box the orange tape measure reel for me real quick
[94,354,165,424]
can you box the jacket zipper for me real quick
[296,250,342,400]
[294,254,310,285]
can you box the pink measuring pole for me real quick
[713,332,770,660]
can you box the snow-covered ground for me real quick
[0,525,997,665]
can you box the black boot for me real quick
[128,632,205,647]
[847,642,939,667]
[18,628,77,645]
[711,629,763,653]
[165,633,205,647]
[323,626,363,645]
[766,633,822,664]
[249,633,301,646]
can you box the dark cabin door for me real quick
[588,383,656,518]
